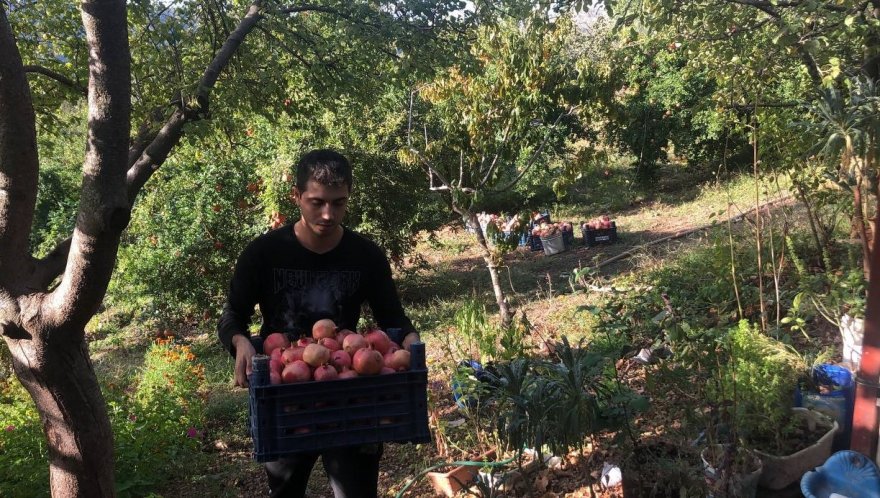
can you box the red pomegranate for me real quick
[364,329,392,355]
[281,361,311,383]
[352,348,384,376]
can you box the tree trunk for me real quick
[5,330,114,497]
[0,2,267,496]
[457,208,512,328]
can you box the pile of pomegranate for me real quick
[531,221,574,238]
[581,215,614,231]
[261,319,412,385]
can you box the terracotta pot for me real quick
[426,449,496,497]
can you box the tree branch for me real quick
[0,4,40,291]
[278,4,383,29]
[23,65,87,96]
[725,0,850,12]
[127,1,265,203]
[490,108,575,193]
[29,238,72,291]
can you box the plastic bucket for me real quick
[540,233,566,256]
[796,364,854,451]
[840,314,864,369]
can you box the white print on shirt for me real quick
[271,269,362,332]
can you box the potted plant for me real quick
[700,443,763,498]
[716,321,839,490]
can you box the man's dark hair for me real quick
[295,149,353,192]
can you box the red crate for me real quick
[248,343,430,461]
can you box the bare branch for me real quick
[0,4,40,290]
[23,65,87,96]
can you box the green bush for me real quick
[112,339,208,496]
[0,379,49,497]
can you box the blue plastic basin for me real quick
[801,450,880,498]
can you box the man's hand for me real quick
[402,332,420,351]
[232,334,256,388]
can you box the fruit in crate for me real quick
[353,347,385,375]
[533,221,573,238]
[263,322,411,383]
[264,332,290,357]
[581,215,615,231]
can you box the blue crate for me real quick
[528,234,543,251]
[248,343,430,461]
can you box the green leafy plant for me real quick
[112,339,208,496]
[481,337,647,465]
[710,321,832,456]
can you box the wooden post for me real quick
[851,210,880,457]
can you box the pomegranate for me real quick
[387,349,411,371]
[330,350,352,371]
[282,360,311,383]
[383,351,396,366]
[318,337,340,352]
[282,346,305,364]
[343,333,367,356]
[380,366,396,375]
[336,329,355,344]
[402,333,419,351]
[313,364,339,381]
[352,348,384,376]
[364,329,392,354]
[338,367,359,379]
[303,344,330,367]
[263,332,290,357]
[270,371,282,385]
[312,318,337,340]
[270,348,283,363]
[269,358,284,375]
[296,336,315,348]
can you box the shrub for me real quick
[0,379,50,497]
[112,339,208,496]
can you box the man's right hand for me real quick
[232,334,256,388]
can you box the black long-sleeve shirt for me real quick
[217,224,415,355]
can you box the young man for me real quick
[217,149,419,498]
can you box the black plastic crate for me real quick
[582,222,618,247]
[562,230,576,248]
[248,343,430,461]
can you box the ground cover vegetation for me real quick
[1,0,879,496]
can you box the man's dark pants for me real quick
[265,444,383,498]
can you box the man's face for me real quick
[293,179,349,237]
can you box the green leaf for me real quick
[844,15,855,27]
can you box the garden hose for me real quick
[394,451,522,498]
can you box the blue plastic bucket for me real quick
[451,360,487,409]
[795,364,854,451]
